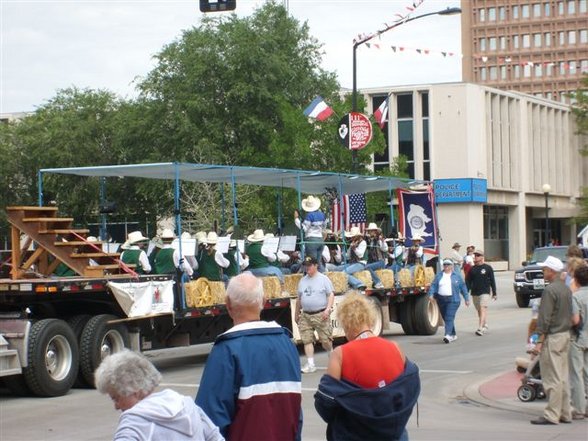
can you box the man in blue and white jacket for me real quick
[196,272,302,441]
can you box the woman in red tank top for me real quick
[327,293,405,388]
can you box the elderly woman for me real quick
[429,258,470,344]
[95,350,223,441]
[314,293,420,441]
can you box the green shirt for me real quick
[246,242,269,269]
[198,250,223,281]
[121,249,145,274]
[154,248,176,275]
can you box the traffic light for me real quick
[199,0,236,12]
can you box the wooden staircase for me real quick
[6,206,135,280]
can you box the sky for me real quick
[0,0,462,113]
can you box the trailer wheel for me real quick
[368,296,383,336]
[22,319,79,397]
[398,302,416,335]
[67,314,92,387]
[412,295,439,335]
[80,314,129,387]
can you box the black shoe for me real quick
[530,417,557,425]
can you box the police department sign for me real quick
[434,178,487,203]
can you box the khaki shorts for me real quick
[473,294,491,312]
[298,311,332,345]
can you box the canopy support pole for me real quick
[173,163,186,310]
[37,170,44,207]
[296,175,304,260]
[230,168,241,274]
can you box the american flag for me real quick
[331,193,367,233]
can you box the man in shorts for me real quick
[295,256,335,373]
[465,249,497,336]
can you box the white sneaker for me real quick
[482,324,489,332]
[443,335,451,344]
[475,328,484,336]
[374,282,384,289]
[450,335,458,342]
[301,363,317,374]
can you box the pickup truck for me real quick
[513,246,568,307]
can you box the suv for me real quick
[513,246,568,308]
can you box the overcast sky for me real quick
[1,0,462,113]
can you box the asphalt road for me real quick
[1,271,587,440]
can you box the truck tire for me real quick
[80,314,129,387]
[22,319,79,397]
[67,314,92,387]
[412,295,440,335]
[398,302,416,335]
[3,374,31,396]
[368,296,383,336]
[516,292,530,308]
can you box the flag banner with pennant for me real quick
[397,186,438,254]
[303,96,334,121]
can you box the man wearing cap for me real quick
[530,256,573,425]
[120,231,152,274]
[295,256,335,374]
[449,243,464,271]
[465,250,496,336]
[429,259,470,343]
[294,195,326,272]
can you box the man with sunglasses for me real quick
[465,249,497,336]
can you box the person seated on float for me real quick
[245,229,285,283]
[153,229,193,277]
[405,235,425,275]
[265,232,291,275]
[323,230,342,272]
[331,226,368,291]
[196,232,229,283]
[363,223,387,289]
[223,238,249,278]
[148,236,164,269]
[120,231,152,274]
[386,233,406,277]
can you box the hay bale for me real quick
[375,269,394,288]
[284,273,303,297]
[209,281,226,304]
[327,271,348,293]
[352,270,373,288]
[424,267,435,285]
[185,278,214,308]
[414,265,426,287]
[398,269,413,288]
[262,276,282,299]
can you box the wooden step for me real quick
[7,206,58,211]
[87,264,136,270]
[23,217,74,223]
[55,241,104,247]
[39,229,89,234]
[71,253,120,258]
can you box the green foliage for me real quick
[572,75,588,223]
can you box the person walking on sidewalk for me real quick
[295,256,335,374]
[429,259,470,343]
[530,256,573,425]
[465,249,497,336]
[569,263,588,420]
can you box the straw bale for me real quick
[375,269,394,288]
[185,278,214,308]
[327,272,348,293]
[284,273,303,297]
[352,270,372,288]
[424,267,435,285]
[398,269,413,288]
[262,276,282,299]
[209,281,226,304]
[414,265,426,287]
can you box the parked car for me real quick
[513,246,568,308]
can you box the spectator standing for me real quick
[462,245,475,277]
[569,264,588,420]
[95,350,223,441]
[449,242,464,271]
[465,249,497,336]
[295,195,326,272]
[295,256,335,374]
[196,272,302,440]
[530,256,573,425]
[314,293,420,441]
[429,259,470,343]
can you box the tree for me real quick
[572,75,588,223]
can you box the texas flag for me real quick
[374,98,388,129]
[303,96,334,121]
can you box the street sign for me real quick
[337,112,373,150]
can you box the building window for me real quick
[522,4,530,17]
[558,1,565,14]
[569,60,577,73]
[499,6,506,20]
[533,3,541,16]
[559,31,566,45]
[513,35,520,49]
[580,0,587,13]
[483,206,509,241]
[512,5,520,18]
[545,32,552,46]
[581,60,588,73]
[568,0,576,13]
[534,33,542,47]
[535,64,543,77]
[546,92,553,100]
[422,93,430,181]
[480,38,487,51]
[488,7,496,20]
[545,2,551,15]
[479,8,486,22]
[489,66,498,80]
[499,36,507,50]
[524,64,532,77]
[560,61,567,75]
[569,30,576,44]
[514,65,521,78]
[523,34,531,48]
[580,30,588,43]
[480,67,487,81]
[546,63,554,76]
[489,37,497,51]
[397,93,414,178]
[500,65,507,79]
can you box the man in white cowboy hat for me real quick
[363,222,387,289]
[153,228,193,277]
[224,238,249,278]
[244,229,285,283]
[386,232,406,276]
[331,226,368,291]
[323,230,342,272]
[120,231,152,274]
[405,235,424,270]
[294,195,327,272]
[197,232,230,282]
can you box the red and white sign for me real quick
[337,112,373,151]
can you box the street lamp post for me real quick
[542,183,551,246]
[351,6,461,172]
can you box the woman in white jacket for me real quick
[95,350,223,441]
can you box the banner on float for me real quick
[397,187,438,254]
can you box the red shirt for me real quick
[340,337,404,389]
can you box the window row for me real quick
[478,60,588,81]
[478,29,588,51]
[477,0,587,22]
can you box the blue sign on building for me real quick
[434,178,487,204]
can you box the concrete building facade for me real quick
[461,0,588,103]
[363,82,587,269]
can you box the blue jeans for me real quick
[365,261,385,286]
[333,263,366,289]
[304,237,325,272]
[435,296,460,336]
[249,266,285,283]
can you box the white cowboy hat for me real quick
[411,235,423,242]
[195,231,207,242]
[86,236,98,242]
[265,233,275,238]
[128,231,149,244]
[345,226,363,238]
[247,229,265,242]
[160,228,176,241]
[301,195,321,212]
[181,231,192,240]
[366,222,380,231]
[151,236,164,248]
[205,231,218,245]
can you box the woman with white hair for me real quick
[95,350,223,441]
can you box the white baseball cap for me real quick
[538,256,564,272]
